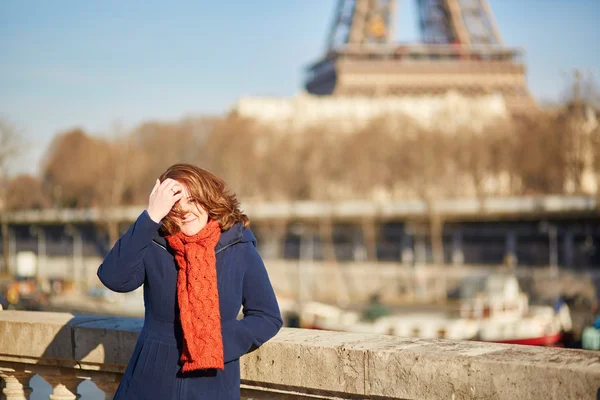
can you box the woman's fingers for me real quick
[149,179,160,198]
[164,181,183,197]
[159,178,174,191]
[147,178,183,222]
[172,192,183,203]
[160,179,179,194]
[156,179,174,195]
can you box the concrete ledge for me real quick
[1,311,599,399]
[0,311,141,372]
[242,329,600,399]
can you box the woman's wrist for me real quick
[146,208,162,223]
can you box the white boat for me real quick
[300,273,572,346]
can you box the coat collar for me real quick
[216,221,244,251]
[153,221,256,252]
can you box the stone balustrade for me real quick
[0,311,599,399]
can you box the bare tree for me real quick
[94,124,142,245]
[510,113,567,195]
[42,128,113,208]
[5,174,51,210]
[130,117,218,203]
[591,111,600,196]
[402,122,455,264]
[343,115,454,263]
[562,70,600,109]
[255,129,309,200]
[558,73,600,194]
[0,118,25,275]
[450,118,516,198]
[343,117,401,198]
[203,115,267,200]
[0,119,24,210]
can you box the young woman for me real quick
[97,163,282,399]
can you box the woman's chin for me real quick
[180,219,207,236]
[181,225,200,236]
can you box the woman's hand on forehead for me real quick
[146,178,184,223]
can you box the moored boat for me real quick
[297,273,572,346]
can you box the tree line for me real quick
[1,99,599,212]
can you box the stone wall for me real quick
[0,311,599,399]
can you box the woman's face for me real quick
[176,184,209,236]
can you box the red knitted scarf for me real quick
[166,219,224,372]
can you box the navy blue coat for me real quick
[97,210,282,399]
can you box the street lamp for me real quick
[539,221,559,303]
[539,221,559,271]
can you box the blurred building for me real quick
[231,91,507,134]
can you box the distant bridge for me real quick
[2,195,598,224]
[2,195,599,268]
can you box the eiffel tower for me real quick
[305,0,536,112]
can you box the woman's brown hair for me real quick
[158,163,249,235]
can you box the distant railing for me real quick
[338,43,524,61]
[0,311,599,399]
[2,195,598,224]
[307,43,525,76]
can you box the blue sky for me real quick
[1,0,599,174]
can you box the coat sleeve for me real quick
[222,242,283,363]
[97,210,161,293]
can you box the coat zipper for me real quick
[215,238,242,254]
[152,240,168,251]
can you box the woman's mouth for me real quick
[182,217,197,224]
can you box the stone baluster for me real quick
[93,380,121,400]
[40,375,87,400]
[0,371,34,400]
